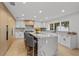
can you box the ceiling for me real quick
[4,2,79,22]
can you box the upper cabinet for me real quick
[50,21,69,32]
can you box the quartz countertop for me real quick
[29,32,58,39]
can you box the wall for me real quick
[0,3,15,55]
[69,14,79,48]
[46,13,79,48]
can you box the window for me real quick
[54,23,60,32]
[61,21,69,31]
[61,21,69,27]
[50,24,53,30]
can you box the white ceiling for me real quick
[4,2,79,22]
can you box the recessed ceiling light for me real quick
[39,10,43,13]
[61,9,65,13]
[22,14,25,16]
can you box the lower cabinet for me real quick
[38,36,58,56]
[58,34,77,49]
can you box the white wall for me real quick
[69,14,79,48]
[46,13,79,48]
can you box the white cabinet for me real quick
[58,33,77,49]
[66,35,77,49]
[15,32,24,38]
[30,32,58,56]
[38,35,58,56]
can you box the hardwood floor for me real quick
[58,44,79,56]
[5,39,27,56]
[5,39,79,56]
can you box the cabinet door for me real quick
[38,38,46,56]
[38,37,58,56]
[58,35,62,43]
[38,38,46,51]
[65,36,71,48]
[44,37,58,56]
[70,36,77,49]
[65,36,77,49]
[60,36,66,46]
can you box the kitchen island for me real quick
[24,31,58,56]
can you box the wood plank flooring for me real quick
[5,39,79,56]
[5,39,27,56]
[58,44,79,56]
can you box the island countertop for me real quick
[29,32,58,39]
